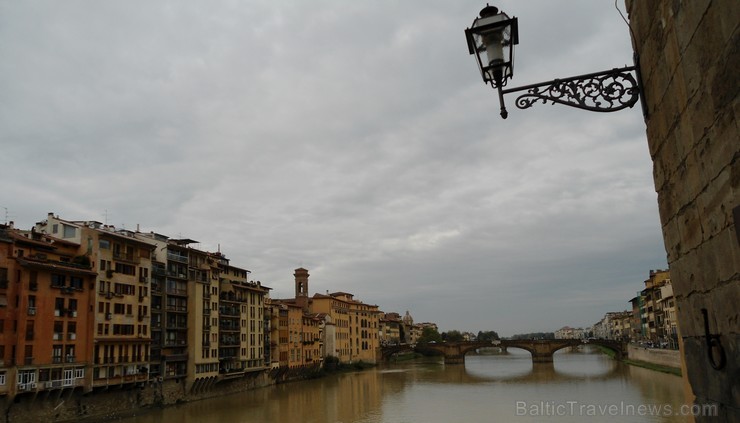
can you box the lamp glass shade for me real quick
[465,8,518,88]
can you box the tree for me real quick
[417,327,442,344]
[442,330,464,342]
[477,330,500,341]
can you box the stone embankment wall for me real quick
[0,373,273,423]
[628,345,681,369]
[626,1,738,421]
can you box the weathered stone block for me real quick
[695,113,738,186]
[696,168,733,241]
[669,247,698,295]
[661,215,682,261]
[673,0,712,54]
[713,0,740,42]
[677,202,704,252]
[657,182,679,229]
[686,88,718,150]
[711,35,739,108]
[715,229,740,285]
[682,150,706,206]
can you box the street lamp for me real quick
[465,4,518,118]
[465,4,645,119]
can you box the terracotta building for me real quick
[0,224,96,399]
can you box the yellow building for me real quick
[310,291,379,364]
[36,214,156,388]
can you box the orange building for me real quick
[0,224,96,398]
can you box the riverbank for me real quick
[595,345,682,376]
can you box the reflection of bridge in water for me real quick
[388,360,625,386]
[380,339,626,365]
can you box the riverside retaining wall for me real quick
[628,345,682,369]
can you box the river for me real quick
[118,346,690,422]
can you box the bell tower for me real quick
[294,268,309,311]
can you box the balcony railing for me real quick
[166,287,188,296]
[113,251,138,264]
[167,252,188,263]
[165,305,187,313]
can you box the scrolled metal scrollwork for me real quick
[501,66,641,115]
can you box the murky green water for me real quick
[119,347,691,422]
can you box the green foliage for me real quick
[417,327,443,344]
[442,330,464,342]
[477,330,500,341]
[72,255,91,267]
[510,332,555,340]
[324,355,340,365]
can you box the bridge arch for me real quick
[390,340,627,365]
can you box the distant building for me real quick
[554,326,586,340]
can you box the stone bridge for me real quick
[380,339,626,365]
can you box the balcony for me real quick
[219,338,240,347]
[163,353,188,362]
[167,252,188,264]
[166,287,188,297]
[164,339,187,347]
[27,307,37,316]
[165,305,187,313]
[166,271,187,280]
[220,324,241,332]
[219,307,240,317]
[113,251,139,264]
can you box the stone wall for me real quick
[0,373,274,423]
[628,345,682,369]
[625,0,739,421]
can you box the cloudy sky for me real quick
[0,0,666,335]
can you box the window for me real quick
[62,225,76,238]
[51,274,66,288]
[99,239,110,249]
[114,283,135,295]
[114,264,135,275]
[70,277,83,290]
[17,370,35,385]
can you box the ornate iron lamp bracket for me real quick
[496,61,645,119]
